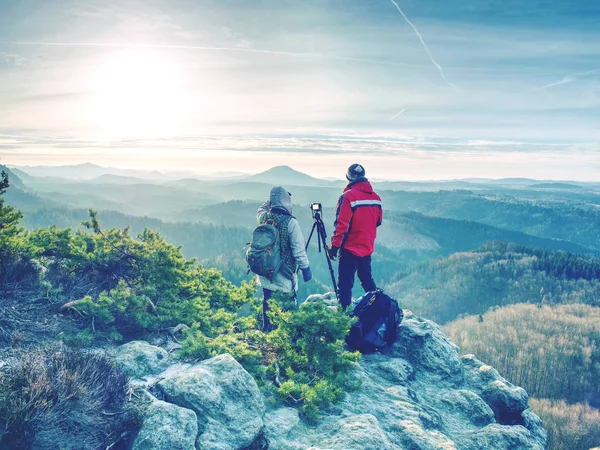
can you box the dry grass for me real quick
[0,346,135,450]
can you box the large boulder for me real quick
[320,414,399,450]
[265,410,401,450]
[390,311,462,377]
[481,381,529,422]
[114,309,544,450]
[439,389,495,427]
[263,310,546,450]
[461,354,529,423]
[389,420,457,450]
[455,424,545,450]
[132,400,197,450]
[113,341,170,379]
[265,408,304,450]
[521,408,548,445]
[157,353,265,450]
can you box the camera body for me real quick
[310,202,322,217]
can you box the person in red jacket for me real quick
[328,163,383,308]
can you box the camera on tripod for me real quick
[310,202,322,217]
[305,202,338,299]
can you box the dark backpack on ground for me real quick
[346,289,403,353]
[246,219,283,279]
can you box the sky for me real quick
[0,0,599,180]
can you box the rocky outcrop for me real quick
[461,354,529,423]
[264,311,546,450]
[132,400,197,450]
[120,310,546,450]
[113,340,171,378]
[157,353,265,450]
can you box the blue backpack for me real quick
[346,289,403,353]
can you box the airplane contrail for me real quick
[388,0,457,92]
[389,108,407,120]
[1,41,425,69]
[534,67,600,91]
[538,76,575,90]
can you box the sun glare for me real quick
[85,49,191,137]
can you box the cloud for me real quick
[66,5,116,19]
[0,51,31,67]
[1,132,596,159]
[66,3,203,40]
[2,41,426,69]
[2,130,597,181]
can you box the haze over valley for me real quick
[1,0,599,448]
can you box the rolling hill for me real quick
[386,242,600,324]
[242,165,336,187]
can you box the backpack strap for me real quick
[263,217,277,226]
[384,297,402,345]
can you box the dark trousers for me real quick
[338,249,377,308]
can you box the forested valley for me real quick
[1,163,600,449]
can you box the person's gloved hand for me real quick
[301,267,312,282]
[328,246,339,261]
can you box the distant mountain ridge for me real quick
[85,174,152,185]
[242,165,334,186]
[0,165,25,190]
[13,163,196,181]
[530,182,585,190]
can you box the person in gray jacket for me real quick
[256,186,312,331]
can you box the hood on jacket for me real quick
[269,186,292,215]
[345,179,373,194]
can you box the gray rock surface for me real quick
[320,414,398,450]
[122,311,546,450]
[132,400,197,450]
[455,424,545,450]
[440,389,495,427]
[461,354,530,423]
[264,310,546,450]
[113,340,170,378]
[390,312,462,377]
[157,353,265,450]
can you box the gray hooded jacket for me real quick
[256,186,310,293]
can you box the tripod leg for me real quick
[305,222,318,251]
[317,221,339,300]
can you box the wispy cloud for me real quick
[2,132,597,180]
[1,132,595,157]
[1,41,425,69]
[66,4,204,41]
[388,0,458,92]
[0,51,31,67]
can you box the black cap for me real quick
[346,163,366,181]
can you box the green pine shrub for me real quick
[0,347,137,450]
[0,170,33,297]
[181,298,361,421]
[1,183,360,422]
[268,300,361,421]
[24,211,255,340]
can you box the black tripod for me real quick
[305,205,338,300]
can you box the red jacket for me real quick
[331,180,382,257]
